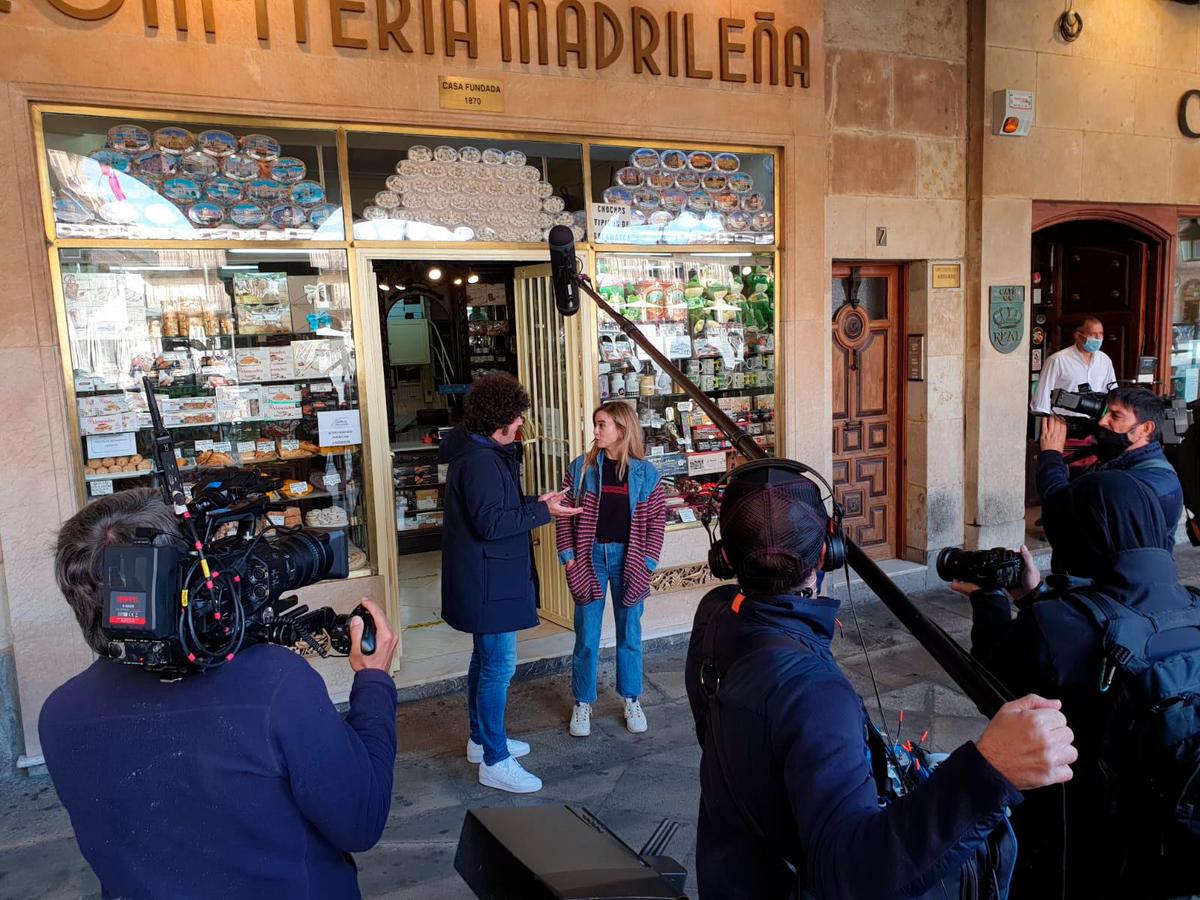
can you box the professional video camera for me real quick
[1036,386,1192,445]
[935,547,1023,591]
[100,377,373,675]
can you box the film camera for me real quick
[101,378,372,675]
[936,547,1024,592]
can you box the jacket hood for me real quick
[438,425,521,463]
[437,425,472,463]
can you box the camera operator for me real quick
[39,488,400,900]
[956,472,1200,898]
[1039,385,1182,566]
[684,465,1078,900]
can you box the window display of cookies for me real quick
[85,455,152,477]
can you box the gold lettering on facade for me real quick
[555,0,586,67]
[378,0,413,50]
[718,16,744,83]
[500,0,548,65]
[630,6,659,75]
[784,24,808,87]
[442,0,478,58]
[420,0,434,53]
[45,0,125,20]
[665,9,678,77]
[752,11,776,85]
[330,0,369,48]
[683,12,710,80]
[594,1,621,69]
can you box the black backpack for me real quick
[699,601,1017,900]
[1072,587,1200,897]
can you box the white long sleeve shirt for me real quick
[1031,345,1117,414]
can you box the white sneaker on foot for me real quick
[624,698,648,734]
[478,756,543,794]
[569,702,592,737]
[466,738,530,764]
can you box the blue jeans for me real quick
[467,631,517,766]
[572,542,644,703]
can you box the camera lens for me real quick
[935,547,963,583]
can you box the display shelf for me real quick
[84,469,153,481]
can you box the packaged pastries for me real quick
[197,449,235,466]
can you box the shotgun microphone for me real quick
[547,224,580,316]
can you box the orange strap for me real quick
[731,592,745,614]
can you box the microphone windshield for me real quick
[547,225,580,316]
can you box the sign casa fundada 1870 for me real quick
[13,0,810,89]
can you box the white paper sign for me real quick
[237,440,257,456]
[317,409,363,447]
[194,440,214,452]
[687,451,727,476]
[90,479,114,496]
[86,432,137,460]
[677,507,697,523]
[213,441,233,454]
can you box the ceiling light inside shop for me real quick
[742,266,753,275]
[453,277,464,285]
[467,274,480,284]
[428,267,443,281]
[396,284,406,291]
[378,283,390,291]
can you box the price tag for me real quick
[678,400,693,412]
[256,439,275,455]
[213,441,233,454]
[677,508,697,523]
[281,439,300,452]
[237,440,256,456]
[194,440,214,452]
[324,472,341,488]
[90,479,114,496]
[174,448,183,459]
[438,463,449,483]
[650,445,665,456]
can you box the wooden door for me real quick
[514,264,588,629]
[831,265,901,559]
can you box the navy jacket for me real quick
[440,426,550,634]
[1038,442,1182,568]
[685,585,1022,900]
[39,645,397,900]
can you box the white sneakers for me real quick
[569,699,648,735]
[569,702,592,737]
[478,756,543,794]
[624,698,648,734]
[466,737,530,765]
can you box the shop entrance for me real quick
[831,264,903,559]
[366,250,587,671]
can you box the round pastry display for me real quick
[153,127,195,155]
[240,133,282,161]
[713,189,740,212]
[290,180,325,208]
[204,176,243,205]
[687,190,714,214]
[162,177,202,203]
[647,169,675,190]
[751,211,774,232]
[603,186,634,207]
[481,147,504,165]
[270,157,306,184]
[362,205,387,220]
[434,145,459,162]
[741,192,766,212]
[633,187,661,211]
[660,149,688,171]
[308,203,339,228]
[648,210,674,226]
[616,166,645,188]
[269,203,308,229]
[724,210,753,232]
[407,144,433,162]
[630,147,660,170]
[375,190,401,209]
[179,151,219,180]
[197,129,238,158]
[228,201,267,228]
[660,189,687,213]
[713,152,741,173]
[132,150,175,180]
[673,170,701,192]
[503,150,526,167]
[89,149,131,172]
[459,146,482,163]
[701,172,728,193]
[247,178,287,203]
[688,151,714,172]
[542,195,565,213]
[107,124,152,153]
[186,201,225,227]
[222,154,260,182]
[728,172,754,194]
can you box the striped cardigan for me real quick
[556,452,667,606]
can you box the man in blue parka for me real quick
[684,464,1078,899]
[441,373,581,794]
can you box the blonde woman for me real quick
[556,402,667,736]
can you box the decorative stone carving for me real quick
[651,561,726,595]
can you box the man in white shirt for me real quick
[1031,317,1118,414]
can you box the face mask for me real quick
[1083,337,1103,353]
[1095,426,1133,462]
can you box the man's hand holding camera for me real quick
[949,545,1041,602]
[1040,414,1068,455]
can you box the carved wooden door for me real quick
[831,265,901,559]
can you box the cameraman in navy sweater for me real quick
[39,488,399,900]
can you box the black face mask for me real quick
[1095,426,1133,462]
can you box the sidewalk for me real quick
[5,548,1200,899]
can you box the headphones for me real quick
[705,458,846,581]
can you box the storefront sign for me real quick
[931,264,960,289]
[988,285,1025,354]
[439,75,504,111]
[1181,90,1200,138]
[906,334,924,382]
[26,1,809,89]
[317,409,363,446]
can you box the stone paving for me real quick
[5,546,1200,900]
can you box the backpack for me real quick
[1071,586,1200,897]
[699,600,1017,900]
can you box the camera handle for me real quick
[563,266,1012,718]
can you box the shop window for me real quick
[1174,218,1200,401]
[589,145,776,246]
[41,113,343,241]
[62,247,372,575]
[346,132,585,243]
[594,252,777,526]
